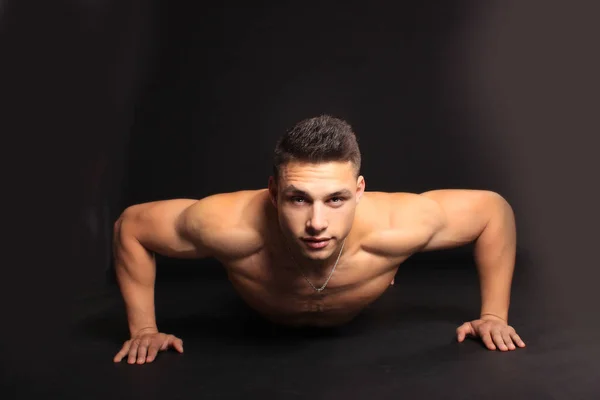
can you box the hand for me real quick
[456,315,526,351]
[113,327,184,364]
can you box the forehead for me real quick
[279,161,355,190]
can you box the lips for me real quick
[302,238,331,249]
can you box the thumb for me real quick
[456,322,475,342]
[169,336,184,353]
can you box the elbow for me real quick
[113,212,128,240]
[113,207,140,248]
[481,192,517,243]
[113,215,124,236]
[489,192,516,224]
[114,205,140,234]
[486,191,513,211]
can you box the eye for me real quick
[329,197,345,204]
[290,196,305,203]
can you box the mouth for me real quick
[301,238,331,249]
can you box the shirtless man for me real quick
[112,115,526,364]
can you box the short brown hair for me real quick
[273,115,361,180]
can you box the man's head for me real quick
[268,115,365,263]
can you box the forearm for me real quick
[473,197,517,322]
[114,218,158,336]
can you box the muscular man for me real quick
[113,115,526,364]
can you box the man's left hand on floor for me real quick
[456,317,526,351]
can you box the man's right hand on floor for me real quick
[113,328,184,364]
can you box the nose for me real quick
[307,203,327,232]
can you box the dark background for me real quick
[1,0,599,397]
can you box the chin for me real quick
[301,250,333,260]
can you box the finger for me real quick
[481,332,496,350]
[137,338,150,364]
[113,340,132,363]
[146,340,162,363]
[456,327,466,342]
[160,339,169,351]
[160,336,183,352]
[173,337,183,353]
[492,330,508,351]
[511,332,526,347]
[168,336,184,353]
[502,331,516,350]
[456,322,474,342]
[128,339,140,364]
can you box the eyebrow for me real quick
[283,185,353,198]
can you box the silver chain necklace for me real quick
[287,238,346,293]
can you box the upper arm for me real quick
[116,193,263,260]
[368,189,505,257]
[418,189,507,252]
[116,199,208,259]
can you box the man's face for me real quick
[269,160,365,262]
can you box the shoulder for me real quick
[358,190,442,226]
[185,189,266,224]
[183,189,269,260]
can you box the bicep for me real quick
[117,192,265,261]
[419,189,500,252]
[117,199,208,259]
[373,190,499,257]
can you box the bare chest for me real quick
[223,249,406,327]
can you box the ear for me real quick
[268,176,278,207]
[356,175,366,203]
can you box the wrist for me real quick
[130,325,158,337]
[480,312,507,322]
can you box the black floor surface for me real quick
[3,251,600,399]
